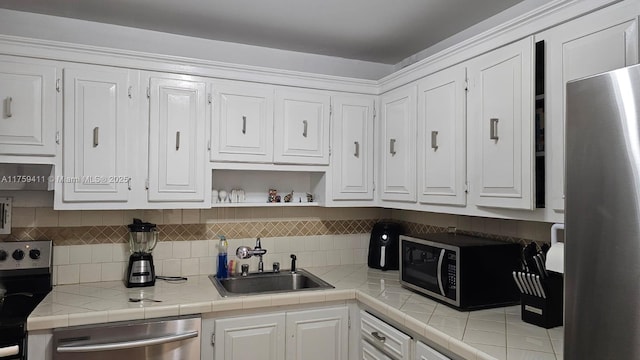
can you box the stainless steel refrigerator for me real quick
[566,64,640,359]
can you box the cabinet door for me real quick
[0,58,57,156]
[417,64,467,206]
[362,340,392,360]
[415,341,450,360]
[211,81,274,163]
[215,313,285,360]
[468,37,534,210]
[543,12,638,212]
[286,307,349,360]
[331,95,374,200]
[379,85,417,202]
[274,88,330,165]
[62,66,132,202]
[148,76,207,202]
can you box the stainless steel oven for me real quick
[52,316,200,360]
[400,233,521,310]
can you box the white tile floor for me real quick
[333,265,564,360]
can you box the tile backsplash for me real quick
[1,205,556,285]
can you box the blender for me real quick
[125,218,158,288]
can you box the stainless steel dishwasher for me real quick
[51,316,200,360]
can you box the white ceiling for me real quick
[0,0,524,64]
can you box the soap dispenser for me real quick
[216,235,228,279]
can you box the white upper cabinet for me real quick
[61,65,133,203]
[417,64,467,206]
[147,74,208,202]
[331,94,375,200]
[274,88,330,165]
[211,81,274,163]
[467,37,534,210]
[540,5,638,212]
[0,57,58,157]
[379,85,417,202]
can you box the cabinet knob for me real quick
[302,120,308,138]
[389,138,397,156]
[354,141,360,158]
[242,116,247,134]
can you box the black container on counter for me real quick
[368,221,404,271]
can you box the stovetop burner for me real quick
[0,240,52,360]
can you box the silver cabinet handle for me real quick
[4,97,12,118]
[490,118,499,140]
[56,331,198,353]
[242,115,247,134]
[175,131,180,150]
[127,177,131,191]
[389,138,397,156]
[371,331,386,343]
[354,141,360,158]
[302,120,308,138]
[92,127,99,147]
[431,131,439,150]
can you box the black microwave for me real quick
[400,233,521,310]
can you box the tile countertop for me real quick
[27,264,563,360]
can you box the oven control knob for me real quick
[29,249,41,260]
[0,250,7,261]
[12,249,24,261]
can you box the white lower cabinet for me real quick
[214,312,286,360]
[210,306,348,360]
[286,307,349,360]
[415,341,450,360]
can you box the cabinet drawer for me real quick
[361,339,393,360]
[415,340,451,360]
[360,311,411,360]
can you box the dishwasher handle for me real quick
[56,330,198,353]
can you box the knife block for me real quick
[520,272,563,328]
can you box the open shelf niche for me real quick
[210,169,326,207]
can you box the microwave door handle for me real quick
[380,246,386,267]
[437,249,446,296]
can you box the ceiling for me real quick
[0,0,524,64]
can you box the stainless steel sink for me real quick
[209,269,334,297]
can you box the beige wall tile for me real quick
[79,263,101,282]
[102,211,124,226]
[58,211,82,227]
[81,211,103,226]
[34,207,58,227]
[143,210,164,225]
[123,210,144,224]
[163,209,182,224]
[12,207,35,227]
[426,212,458,228]
[485,218,502,235]
[499,219,518,238]
[217,208,235,221]
[200,209,218,223]
[456,215,473,231]
[182,209,200,224]
[57,264,79,284]
[235,208,252,220]
[251,207,282,220]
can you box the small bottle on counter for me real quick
[216,235,228,279]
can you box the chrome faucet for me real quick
[236,238,268,272]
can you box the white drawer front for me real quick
[360,311,411,360]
